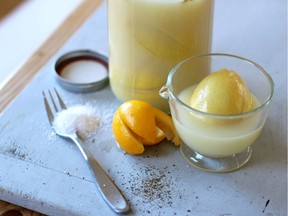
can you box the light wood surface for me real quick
[0,0,103,113]
[0,200,44,216]
[0,0,103,215]
[0,0,24,20]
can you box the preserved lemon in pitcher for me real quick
[108,0,214,112]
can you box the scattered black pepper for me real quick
[6,147,28,160]
[127,165,177,209]
[116,153,187,215]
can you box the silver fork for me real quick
[42,88,130,214]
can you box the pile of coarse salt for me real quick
[53,105,101,139]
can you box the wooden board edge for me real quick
[0,0,104,113]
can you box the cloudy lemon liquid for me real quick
[173,85,263,158]
[108,0,214,112]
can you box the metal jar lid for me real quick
[55,50,109,93]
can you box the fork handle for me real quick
[70,135,130,214]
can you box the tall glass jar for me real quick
[107,0,214,112]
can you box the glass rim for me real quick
[166,53,275,119]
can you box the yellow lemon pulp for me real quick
[112,100,181,155]
[118,100,157,143]
[153,108,181,145]
[112,110,145,155]
[190,68,253,115]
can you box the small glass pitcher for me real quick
[159,53,274,172]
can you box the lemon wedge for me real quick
[112,100,181,155]
[190,68,253,115]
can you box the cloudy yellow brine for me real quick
[108,0,214,111]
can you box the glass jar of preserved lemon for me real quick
[107,0,214,112]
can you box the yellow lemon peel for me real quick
[112,100,181,154]
[112,110,145,155]
[190,68,253,115]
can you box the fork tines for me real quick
[42,88,67,125]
